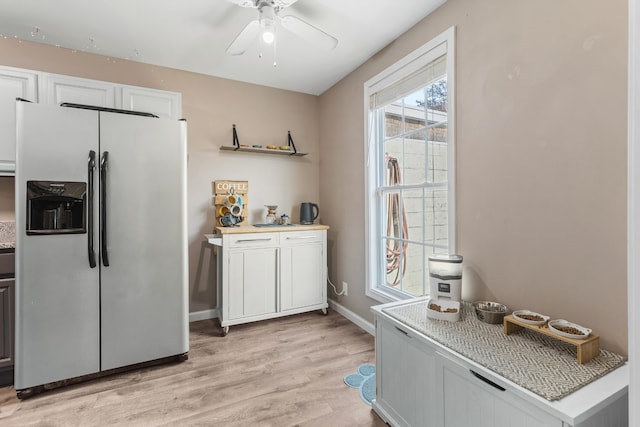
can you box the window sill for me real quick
[366,286,415,304]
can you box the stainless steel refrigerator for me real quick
[14,101,188,397]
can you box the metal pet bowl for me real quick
[473,301,509,324]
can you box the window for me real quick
[364,27,455,301]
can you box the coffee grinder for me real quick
[427,254,463,321]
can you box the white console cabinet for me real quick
[207,225,329,335]
[375,319,437,426]
[435,351,560,427]
[373,300,629,427]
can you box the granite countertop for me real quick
[0,221,16,249]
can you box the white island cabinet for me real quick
[279,230,325,311]
[373,300,629,427]
[227,232,279,321]
[207,225,329,335]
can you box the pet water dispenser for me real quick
[426,254,463,321]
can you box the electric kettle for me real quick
[300,202,319,224]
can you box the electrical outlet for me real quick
[342,281,348,296]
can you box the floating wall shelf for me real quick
[219,145,307,156]
[219,124,307,157]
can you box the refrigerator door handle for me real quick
[100,151,110,267]
[87,151,97,268]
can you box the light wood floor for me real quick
[0,310,387,426]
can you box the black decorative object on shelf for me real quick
[286,131,297,154]
[221,124,307,157]
[232,124,240,150]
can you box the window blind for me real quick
[370,43,447,109]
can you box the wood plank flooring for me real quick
[0,310,387,426]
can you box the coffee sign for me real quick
[215,181,248,193]
[213,180,248,228]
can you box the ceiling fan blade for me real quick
[280,15,338,51]
[225,0,257,7]
[273,0,300,8]
[226,20,260,55]
[225,0,299,8]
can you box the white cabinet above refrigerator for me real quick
[0,67,37,176]
[0,65,182,176]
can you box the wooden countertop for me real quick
[213,224,329,235]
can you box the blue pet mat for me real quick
[344,363,375,406]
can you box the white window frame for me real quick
[364,26,456,303]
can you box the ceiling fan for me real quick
[225,0,338,57]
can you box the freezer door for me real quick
[99,112,188,371]
[14,102,100,389]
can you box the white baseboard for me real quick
[328,299,375,335]
[189,308,218,323]
[188,303,375,337]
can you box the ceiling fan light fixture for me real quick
[261,24,275,44]
[225,0,337,58]
[259,5,276,44]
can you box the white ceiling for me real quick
[0,0,445,95]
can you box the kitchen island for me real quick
[206,224,329,335]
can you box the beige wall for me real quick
[0,38,321,313]
[320,0,628,355]
[0,0,629,355]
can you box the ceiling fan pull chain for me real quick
[273,36,277,67]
